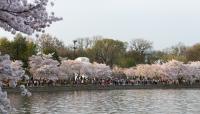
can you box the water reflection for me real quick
[8,90,200,114]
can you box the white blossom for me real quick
[29,54,60,80]
[118,60,200,81]
[0,54,29,114]
[60,58,112,79]
[0,0,62,35]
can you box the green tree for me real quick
[11,34,37,67]
[11,34,28,60]
[160,43,187,62]
[43,47,60,61]
[0,37,12,55]
[36,34,65,61]
[130,39,153,55]
[129,39,153,64]
[91,39,127,67]
[115,54,136,68]
[186,43,200,61]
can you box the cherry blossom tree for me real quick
[122,68,136,77]
[0,54,30,114]
[113,60,196,82]
[112,66,129,79]
[161,60,186,80]
[116,60,200,82]
[0,0,61,113]
[59,60,87,79]
[186,61,200,82]
[29,54,60,80]
[134,64,152,78]
[149,64,166,79]
[59,57,112,79]
[92,62,112,78]
[0,0,62,35]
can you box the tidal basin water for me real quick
[8,89,200,114]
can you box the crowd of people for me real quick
[3,74,198,88]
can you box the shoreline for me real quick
[4,84,200,93]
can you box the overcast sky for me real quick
[0,0,200,50]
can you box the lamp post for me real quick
[73,40,77,59]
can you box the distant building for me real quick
[75,57,90,63]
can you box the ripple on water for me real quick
[8,89,200,114]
